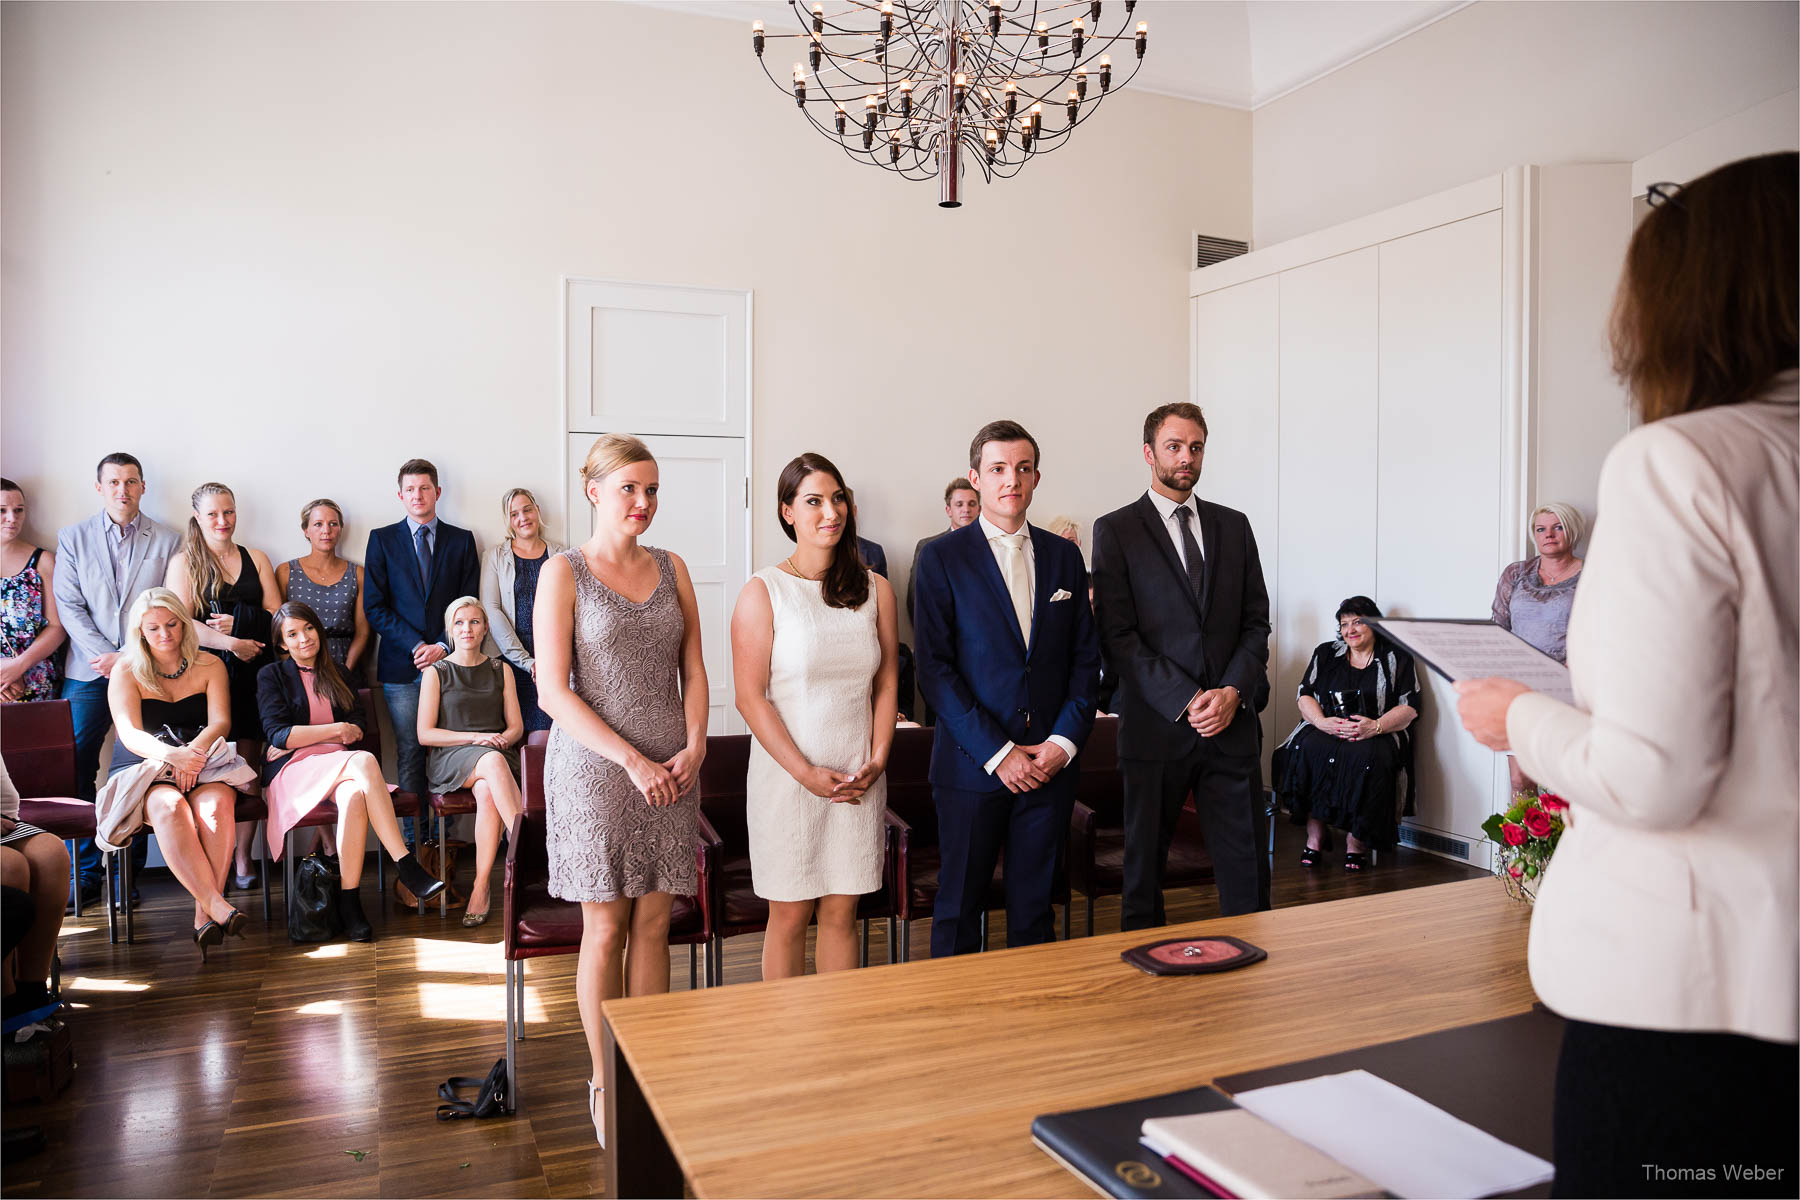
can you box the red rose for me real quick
[1523,808,1554,838]
[1508,861,1525,879]
[1538,793,1569,813]
[1502,822,1527,847]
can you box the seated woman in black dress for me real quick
[1274,596,1421,871]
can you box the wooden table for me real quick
[602,877,1536,1198]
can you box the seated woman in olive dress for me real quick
[417,596,523,927]
[1273,596,1421,872]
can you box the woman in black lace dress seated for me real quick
[1274,596,1421,872]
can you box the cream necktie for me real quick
[996,531,1032,649]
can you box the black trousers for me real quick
[1552,1018,1798,1198]
[1120,742,1268,928]
[930,776,1074,957]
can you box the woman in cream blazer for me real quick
[479,488,565,734]
[1459,153,1796,1197]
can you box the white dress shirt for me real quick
[976,514,1079,775]
[1144,487,1204,569]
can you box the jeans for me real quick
[62,675,148,886]
[382,680,424,846]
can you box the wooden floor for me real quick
[2,822,1484,1198]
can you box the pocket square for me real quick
[1049,588,1073,602]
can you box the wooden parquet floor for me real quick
[2,822,1483,1198]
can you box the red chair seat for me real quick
[429,789,477,817]
[716,855,766,932]
[16,797,95,840]
[1089,821,1216,887]
[233,793,267,822]
[390,790,420,818]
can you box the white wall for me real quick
[1252,1,1799,246]
[1,1,1249,640]
[1632,89,1799,194]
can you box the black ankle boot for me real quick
[337,888,374,942]
[395,853,448,906]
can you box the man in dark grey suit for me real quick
[1091,403,1272,924]
[905,478,981,627]
[54,451,182,904]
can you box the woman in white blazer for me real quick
[479,488,565,734]
[1458,153,1797,1197]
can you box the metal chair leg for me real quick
[437,814,449,916]
[121,851,135,944]
[261,831,272,922]
[689,945,699,990]
[104,853,118,944]
[504,958,519,1113]
[1061,903,1071,942]
[1086,895,1095,938]
[376,847,386,895]
[978,911,989,953]
[709,935,724,986]
[66,840,82,916]
[886,916,899,965]
[515,961,526,1037]
[859,918,870,968]
[899,918,911,963]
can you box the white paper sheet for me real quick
[1233,1070,1555,1199]
[1369,618,1575,706]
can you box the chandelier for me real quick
[752,0,1149,208]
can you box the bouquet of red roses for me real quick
[1480,791,1568,903]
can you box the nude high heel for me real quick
[587,1078,605,1148]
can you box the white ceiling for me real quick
[639,0,1470,109]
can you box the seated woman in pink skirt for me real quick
[255,601,445,940]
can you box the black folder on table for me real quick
[1032,1085,1238,1199]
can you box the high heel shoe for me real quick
[194,920,225,962]
[587,1079,605,1148]
[395,853,448,906]
[222,908,249,938]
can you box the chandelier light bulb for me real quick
[1003,79,1018,118]
[811,3,824,34]
[835,103,848,134]
[889,129,901,162]
[1036,22,1049,53]
[988,0,1001,36]
[792,63,807,106]
[809,31,822,71]
[1135,22,1148,57]
[1075,63,1088,99]
[880,0,893,39]
[899,79,914,116]
[1099,55,1112,92]
[1066,89,1079,122]
[954,72,969,112]
[1070,15,1084,56]
[751,19,765,56]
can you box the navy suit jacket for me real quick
[363,518,480,684]
[912,521,1101,792]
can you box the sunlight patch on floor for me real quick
[66,976,149,993]
[304,943,348,959]
[415,981,548,1023]
[409,936,505,976]
[296,999,345,1015]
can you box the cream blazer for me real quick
[1509,372,1798,1044]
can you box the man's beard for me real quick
[1155,464,1197,493]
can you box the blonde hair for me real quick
[1529,502,1587,554]
[298,497,344,532]
[500,487,539,525]
[1045,515,1081,545]
[443,595,486,638]
[579,434,655,494]
[122,587,201,698]
[180,483,236,616]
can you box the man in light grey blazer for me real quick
[54,451,181,904]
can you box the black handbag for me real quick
[436,1058,509,1119]
[287,852,343,944]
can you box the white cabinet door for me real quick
[1275,249,1380,750]
[1191,276,1280,768]
[566,433,747,736]
[1377,211,1505,862]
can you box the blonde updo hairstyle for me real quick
[1528,502,1587,555]
[298,497,344,532]
[122,586,202,697]
[579,434,657,506]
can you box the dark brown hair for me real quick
[968,420,1041,471]
[95,451,143,482]
[943,478,976,504]
[1143,402,1209,446]
[0,478,20,495]
[1612,152,1798,424]
[396,458,439,488]
[271,601,357,713]
[776,453,870,611]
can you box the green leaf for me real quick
[1480,814,1505,840]
[460,1163,471,1170]
[344,1150,369,1163]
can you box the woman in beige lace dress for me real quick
[535,433,708,1148]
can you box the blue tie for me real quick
[414,525,433,591]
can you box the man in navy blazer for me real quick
[913,420,1101,957]
[363,458,480,823]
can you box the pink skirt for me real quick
[264,744,392,860]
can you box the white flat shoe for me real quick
[588,1078,605,1148]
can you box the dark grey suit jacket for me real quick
[904,528,952,628]
[1090,492,1270,761]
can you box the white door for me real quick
[563,279,752,735]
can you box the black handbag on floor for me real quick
[287,852,342,943]
[436,1058,509,1119]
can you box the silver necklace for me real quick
[156,656,191,680]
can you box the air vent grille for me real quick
[1398,826,1471,860]
[1194,234,1249,269]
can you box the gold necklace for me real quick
[784,555,826,581]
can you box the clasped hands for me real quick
[995,741,1069,794]
[1317,715,1381,741]
[804,758,887,804]
[163,741,211,793]
[412,641,449,670]
[1187,686,1239,738]
[627,744,707,807]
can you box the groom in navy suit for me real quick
[913,420,1101,957]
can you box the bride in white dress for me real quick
[731,453,900,980]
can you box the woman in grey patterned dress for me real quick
[535,433,709,1148]
[275,498,370,673]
